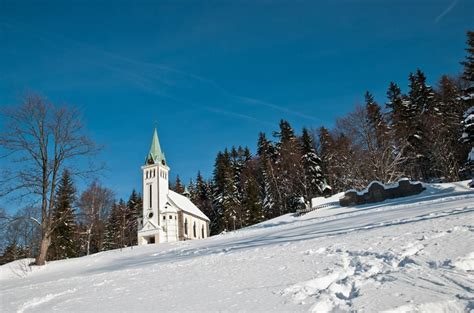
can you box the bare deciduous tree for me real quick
[0,94,101,265]
[76,180,114,255]
[336,105,406,186]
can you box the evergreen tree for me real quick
[431,76,466,180]
[460,31,474,107]
[461,107,474,186]
[241,160,264,226]
[318,127,336,189]
[257,132,278,219]
[230,146,244,227]
[273,120,304,213]
[386,82,409,151]
[103,201,120,251]
[460,31,474,186]
[213,149,238,232]
[364,92,401,183]
[366,91,388,150]
[125,190,141,246]
[0,243,27,265]
[300,127,325,199]
[194,171,218,235]
[187,179,197,200]
[318,127,356,192]
[48,169,77,260]
[173,175,185,194]
[406,70,436,180]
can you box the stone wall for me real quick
[339,180,425,207]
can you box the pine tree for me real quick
[187,179,197,200]
[0,243,27,265]
[318,127,356,192]
[48,169,77,260]
[406,70,436,180]
[241,161,264,226]
[366,91,388,150]
[173,175,185,194]
[460,31,474,186]
[461,107,474,186]
[125,190,141,247]
[363,92,402,183]
[193,171,218,235]
[431,76,466,180]
[386,82,409,151]
[230,146,244,227]
[460,31,474,107]
[273,120,304,213]
[257,132,277,219]
[213,149,238,232]
[103,201,120,251]
[300,127,325,199]
[318,127,336,189]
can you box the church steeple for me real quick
[146,128,166,165]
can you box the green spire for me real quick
[146,128,166,165]
[183,186,190,197]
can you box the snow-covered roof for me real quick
[167,190,210,221]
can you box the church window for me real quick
[163,215,166,220]
[184,219,188,235]
[149,185,152,208]
[201,225,205,238]
[169,215,172,219]
[193,222,196,238]
[148,212,153,219]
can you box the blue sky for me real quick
[0,0,473,210]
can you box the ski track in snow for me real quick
[1,181,473,312]
[16,289,77,313]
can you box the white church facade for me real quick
[138,128,210,245]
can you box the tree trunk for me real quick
[35,234,51,265]
[86,227,92,255]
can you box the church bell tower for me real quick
[139,128,170,244]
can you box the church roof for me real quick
[146,128,166,165]
[167,190,210,221]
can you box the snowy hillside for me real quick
[1,181,473,313]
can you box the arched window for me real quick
[193,222,196,238]
[201,225,204,238]
[184,218,188,235]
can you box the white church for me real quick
[138,128,210,245]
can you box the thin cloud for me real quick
[204,107,274,126]
[2,20,325,125]
[236,96,329,124]
[435,0,458,23]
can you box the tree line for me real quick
[0,171,142,265]
[0,31,472,265]
[173,31,474,235]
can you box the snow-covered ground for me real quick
[1,181,473,312]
